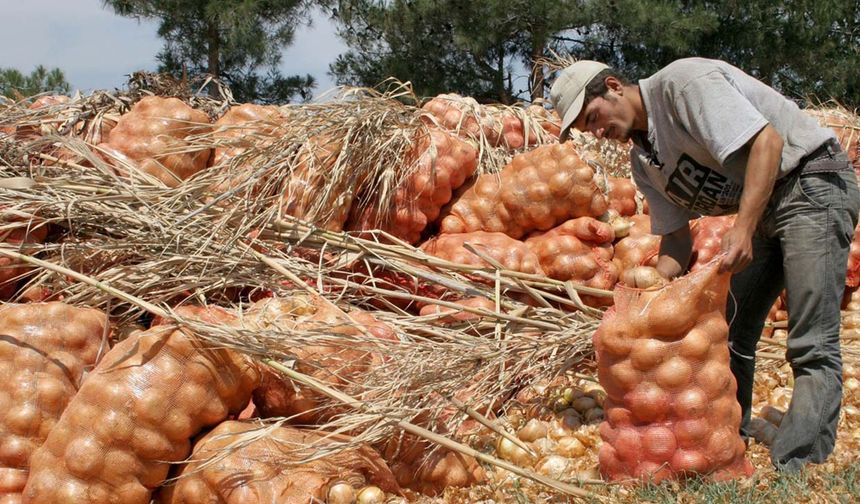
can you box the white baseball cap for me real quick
[549,60,610,141]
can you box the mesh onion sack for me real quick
[97,96,212,187]
[157,421,401,504]
[347,128,478,243]
[22,306,260,504]
[593,260,754,483]
[0,303,109,503]
[439,143,608,239]
[525,216,618,306]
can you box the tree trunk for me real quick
[530,32,546,102]
[206,19,220,98]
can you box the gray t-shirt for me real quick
[631,57,835,235]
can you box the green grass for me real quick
[616,466,860,504]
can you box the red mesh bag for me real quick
[594,260,753,483]
[245,297,485,496]
[0,221,48,300]
[689,216,736,271]
[22,306,260,504]
[525,217,618,306]
[210,104,284,169]
[157,421,401,504]
[421,94,487,141]
[606,176,638,217]
[847,227,860,288]
[418,296,497,323]
[347,128,478,243]
[440,143,608,238]
[281,134,355,231]
[247,297,396,424]
[97,96,212,187]
[0,303,109,503]
[421,231,544,277]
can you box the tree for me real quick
[329,1,859,108]
[103,0,317,103]
[328,0,587,103]
[0,66,71,98]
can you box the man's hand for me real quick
[719,224,754,273]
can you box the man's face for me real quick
[572,81,635,142]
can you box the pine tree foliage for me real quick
[327,0,859,107]
[0,66,71,98]
[103,0,317,103]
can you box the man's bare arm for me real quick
[719,124,784,273]
[657,224,693,279]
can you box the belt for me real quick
[798,138,842,166]
[776,138,847,189]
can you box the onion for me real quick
[613,427,642,464]
[630,339,666,371]
[356,486,385,504]
[669,449,709,475]
[327,482,356,504]
[597,443,626,481]
[517,418,548,442]
[845,377,860,392]
[548,411,581,439]
[532,437,555,456]
[624,383,670,423]
[705,427,738,466]
[0,434,30,466]
[555,436,587,458]
[537,455,571,478]
[597,327,633,358]
[606,360,642,397]
[647,292,698,336]
[678,327,712,361]
[620,266,665,289]
[696,360,734,399]
[633,461,673,483]
[606,406,634,426]
[64,436,106,479]
[584,407,605,423]
[571,396,597,414]
[697,312,728,343]
[655,357,693,390]
[672,386,708,419]
[496,437,535,466]
[599,421,617,444]
[642,426,677,463]
[674,419,709,448]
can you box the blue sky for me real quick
[0,0,346,97]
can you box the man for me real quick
[550,58,859,472]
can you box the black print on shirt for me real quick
[664,154,739,215]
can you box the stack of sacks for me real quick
[23,306,260,504]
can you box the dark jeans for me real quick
[726,146,860,472]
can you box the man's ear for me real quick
[605,76,623,94]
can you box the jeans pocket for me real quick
[797,173,835,208]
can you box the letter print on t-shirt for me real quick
[664,154,742,215]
